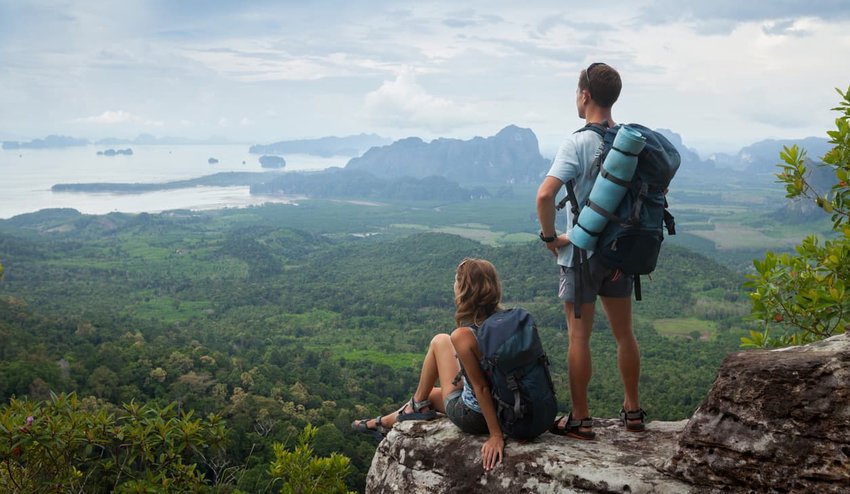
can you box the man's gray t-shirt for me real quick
[546,128,604,267]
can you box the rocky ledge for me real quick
[367,417,709,493]
[366,333,850,493]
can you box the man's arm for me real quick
[536,176,570,256]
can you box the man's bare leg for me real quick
[554,301,596,433]
[600,295,641,421]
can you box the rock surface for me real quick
[366,417,711,493]
[665,332,850,492]
[367,334,850,493]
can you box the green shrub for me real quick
[744,86,850,347]
[268,425,354,494]
[0,392,228,493]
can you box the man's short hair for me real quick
[578,63,621,108]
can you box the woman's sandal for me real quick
[396,396,437,422]
[550,413,596,440]
[351,415,390,440]
[620,408,647,432]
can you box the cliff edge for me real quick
[366,333,850,493]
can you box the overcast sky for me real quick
[2,0,848,155]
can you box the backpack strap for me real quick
[556,177,580,212]
[506,374,523,420]
[599,168,631,188]
[575,121,608,137]
[559,180,591,319]
[630,182,649,225]
[663,199,676,235]
[574,249,590,319]
[585,200,622,224]
[634,275,642,301]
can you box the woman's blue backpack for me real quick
[474,308,557,440]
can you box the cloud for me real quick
[181,48,342,82]
[442,10,503,29]
[637,0,850,32]
[443,18,477,28]
[364,66,479,132]
[762,18,811,37]
[73,110,163,126]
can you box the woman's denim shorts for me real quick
[444,389,488,435]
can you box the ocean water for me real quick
[0,145,346,219]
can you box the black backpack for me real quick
[557,122,680,317]
[470,308,557,440]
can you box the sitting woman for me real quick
[351,258,505,471]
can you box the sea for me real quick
[0,145,345,219]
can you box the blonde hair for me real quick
[454,258,503,326]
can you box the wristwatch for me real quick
[539,231,556,243]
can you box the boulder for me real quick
[665,333,850,492]
[366,417,710,493]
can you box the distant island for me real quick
[50,167,492,204]
[97,148,133,156]
[208,157,219,164]
[3,135,89,149]
[2,133,235,149]
[51,172,279,194]
[250,133,390,158]
[259,155,285,169]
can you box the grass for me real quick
[307,347,422,369]
[130,298,213,323]
[653,317,718,341]
[432,226,503,245]
[688,221,810,250]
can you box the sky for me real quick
[1,0,848,156]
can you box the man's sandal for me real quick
[351,415,390,440]
[550,413,596,440]
[620,408,647,432]
[396,396,437,422]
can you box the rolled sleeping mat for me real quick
[570,125,646,250]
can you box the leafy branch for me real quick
[743,86,850,348]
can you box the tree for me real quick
[268,425,354,494]
[744,86,850,348]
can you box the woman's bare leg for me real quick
[356,333,461,430]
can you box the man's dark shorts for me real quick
[559,254,633,303]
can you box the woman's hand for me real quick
[481,434,504,471]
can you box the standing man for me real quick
[536,62,646,440]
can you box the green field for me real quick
[654,317,718,341]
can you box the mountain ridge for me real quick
[345,124,550,184]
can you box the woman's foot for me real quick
[351,415,390,440]
[396,396,437,422]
